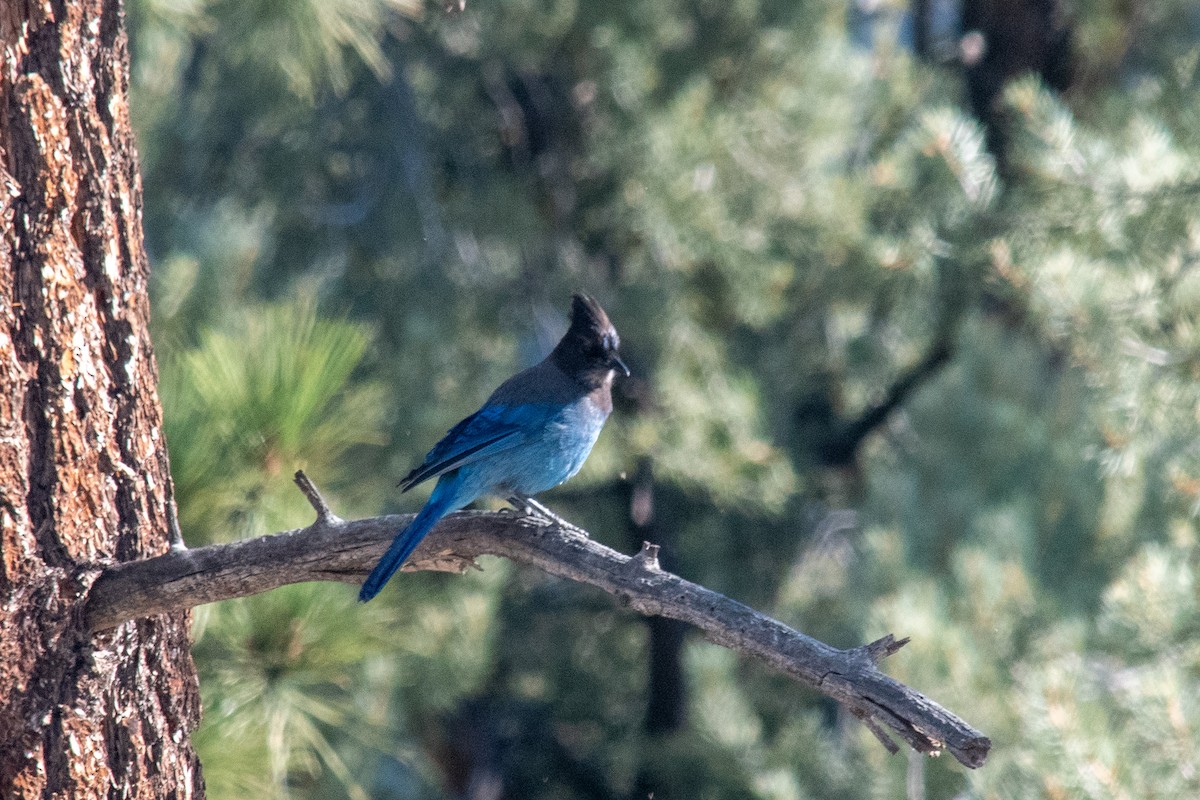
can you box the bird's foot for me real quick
[507,494,573,528]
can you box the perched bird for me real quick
[359,294,629,602]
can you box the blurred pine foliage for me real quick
[133,0,1200,796]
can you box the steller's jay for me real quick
[359,294,629,602]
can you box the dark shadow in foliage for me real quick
[429,697,618,800]
[958,0,1075,170]
[624,458,691,800]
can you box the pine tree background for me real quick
[129,0,1200,797]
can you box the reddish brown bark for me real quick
[0,0,203,797]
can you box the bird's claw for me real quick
[508,495,571,528]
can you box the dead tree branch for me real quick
[84,472,990,769]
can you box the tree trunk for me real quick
[0,0,203,797]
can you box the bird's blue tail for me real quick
[359,497,451,602]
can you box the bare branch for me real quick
[852,707,902,755]
[294,470,344,526]
[860,633,912,664]
[83,475,990,769]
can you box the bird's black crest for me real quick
[550,294,623,384]
[569,293,617,345]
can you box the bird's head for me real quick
[551,294,629,387]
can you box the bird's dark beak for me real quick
[610,354,630,378]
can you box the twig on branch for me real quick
[852,708,902,755]
[294,470,343,526]
[84,471,990,769]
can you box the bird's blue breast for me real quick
[515,398,607,493]
[458,396,607,499]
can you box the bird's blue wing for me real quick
[398,404,544,491]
